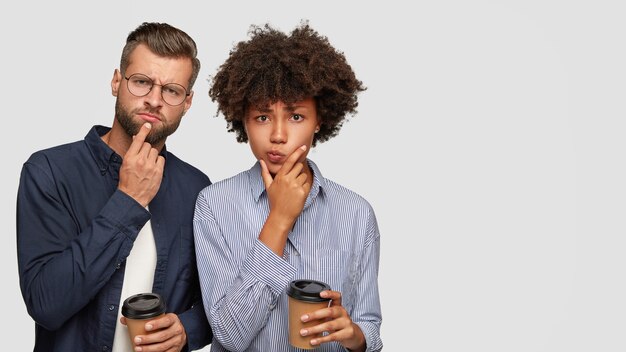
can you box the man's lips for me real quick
[138,113,161,123]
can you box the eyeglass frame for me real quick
[123,73,191,106]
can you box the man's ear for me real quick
[182,90,194,115]
[111,69,122,97]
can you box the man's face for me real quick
[111,44,194,146]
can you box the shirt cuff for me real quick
[355,321,383,352]
[99,189,151,240]
[241,239,297,296]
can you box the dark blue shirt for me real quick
[17,126,212,351]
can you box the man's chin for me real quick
[144,131,166,146]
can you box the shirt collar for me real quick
[249,158,326,206]
[85,125,118,174]
[85,125,168,174]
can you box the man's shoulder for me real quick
[25,139,87,166]
[164,151,211,185]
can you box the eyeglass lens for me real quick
[126,74,188,106]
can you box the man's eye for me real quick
[133,79,151,87]
[256,115,268,122]
[163,86,181,96]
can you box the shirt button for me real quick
[102,346,109,351]
[108,305,115,311]
[115,263,121,270]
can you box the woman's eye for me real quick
[292,114,303,121]
[256,115,268,122]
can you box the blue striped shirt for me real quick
[194,159,382,352]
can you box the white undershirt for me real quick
[112,211,157,352]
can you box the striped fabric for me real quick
[194,159,383,352]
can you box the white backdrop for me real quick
[2,1,625,351]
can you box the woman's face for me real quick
[244,97,320,176]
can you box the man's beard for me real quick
[114,99,182,146]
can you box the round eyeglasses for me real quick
[124,73,190,106]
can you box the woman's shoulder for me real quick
[322,178,374,212]
[200,169,249,196]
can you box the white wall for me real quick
[2,1,625,351]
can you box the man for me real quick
[17,22,211,352]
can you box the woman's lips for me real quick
[267,151,285,163]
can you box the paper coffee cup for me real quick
[122,292,166,348]
[287,280,331,349]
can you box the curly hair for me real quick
[209,22,366,146]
